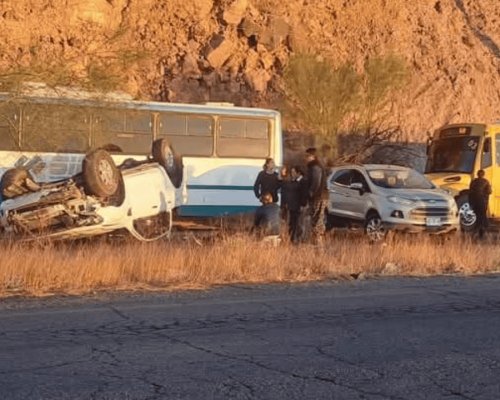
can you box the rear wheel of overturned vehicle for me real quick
[365,212,387,242]
[152,138,183,188]
[82,149,121,198]
[0,168,40,199]
[456,194,476,232]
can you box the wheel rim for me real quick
[366,216,385,241]
[166,152,175,169]
[459,202,476,227]
[98,159,115,189]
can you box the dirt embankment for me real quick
[0,0,498,139]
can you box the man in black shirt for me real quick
[469,169,492,238]
[283,166,308,243]
[305,147,327,244]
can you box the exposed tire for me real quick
[456,194,476,232]
[152,138,183,189]
[1,168,39,199]
[365,211,387,242]
[132,212,172,241]
[82,149,121,198]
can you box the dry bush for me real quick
[0,233,499,298]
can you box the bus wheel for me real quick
[82,149,121,198]
[456,194,477,232]
[152,139,183,189]
[1,168,40,199]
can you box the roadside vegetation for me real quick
[284,53,411,163]
[1,234,499,298]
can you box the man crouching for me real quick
[252,192,281,245]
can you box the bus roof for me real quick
[0,90,280,118]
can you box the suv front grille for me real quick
[410,207,450,220]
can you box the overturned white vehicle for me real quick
[0,139,183,241]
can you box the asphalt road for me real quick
[1,276,500,400]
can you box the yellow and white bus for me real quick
[0,91,283,218]
[425,122,500,230]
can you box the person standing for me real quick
[469,169,492,238]
[305,147,327,244]
[279,165,290,220]
[284,166,308,243]
[253,158,281,204]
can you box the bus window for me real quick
[94,110,152,154]
[22,104,90,153]
[126,111,152,133]
[246,119,269,139]
[0,103,20,150]
[496,134,500,166]
[481,137,492,169]
[158,114,213,156]
[217,117,269,158]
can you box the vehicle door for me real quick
[491,133,500,218]
[327,169,352,217]
[345,170,371,220]
[480,136,494,217]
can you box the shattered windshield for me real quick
[425,136,479,173]
[367,169,434,189]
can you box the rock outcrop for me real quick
[0,0,498,139]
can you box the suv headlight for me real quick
[387,196,415,206]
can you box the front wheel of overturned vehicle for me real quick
[82,149,121,198]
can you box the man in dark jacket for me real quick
[284,166,308,243]
[469,169,492,238]
[305,147,327,244]
[253,158,281,203]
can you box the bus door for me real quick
[491,133,500,218]
[478,136,494,216]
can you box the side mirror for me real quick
[349,182,364,194]
[483,139,491,153]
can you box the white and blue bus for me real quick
[0,89,283,217]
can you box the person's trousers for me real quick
[288,209,302,243]
[472,203,488,237]
[309,199,326,241]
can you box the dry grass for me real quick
[1,233,499,298]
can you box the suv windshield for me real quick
[425,136,479,173]
[367,168,434,189]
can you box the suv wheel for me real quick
[365,212,386,242]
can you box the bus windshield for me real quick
[425,136,479,174]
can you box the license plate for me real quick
[426,217,442,227]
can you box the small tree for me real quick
[284,54,361,157]
[284,53,411,164]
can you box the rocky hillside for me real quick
[0,0,498,139]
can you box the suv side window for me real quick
[351,170,370,191]
[332,169,352,186]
